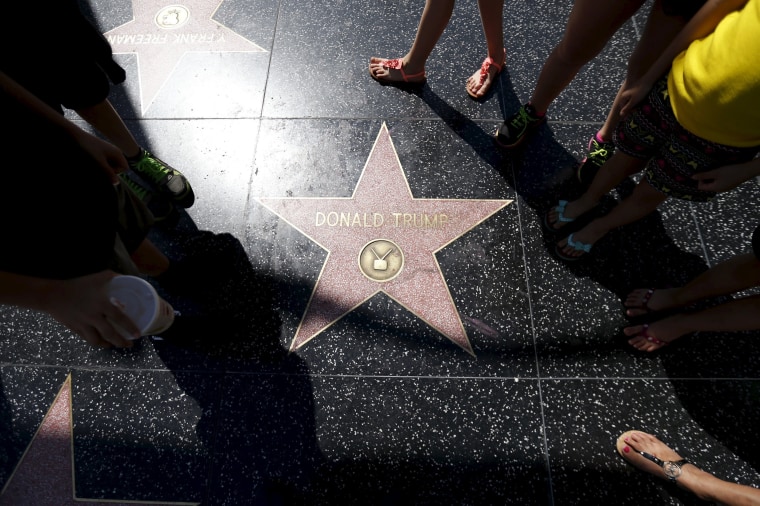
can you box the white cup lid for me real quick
[108,276,159,333]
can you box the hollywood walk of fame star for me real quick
[257,124,512,354]
[0,376,196,505]
[105,0,265,113]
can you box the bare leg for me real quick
[557,178,666,258]
[546,151,645,230]
[369,0,455,82]
[130,239,170,277]
[75,99,141,158]
[617,431,760,504]
[528,0,645,113]
[626,253,760,315]
[466,0,505,97]
[597,0,687,141]
[626,294,760,350]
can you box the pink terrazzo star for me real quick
[258,124,512,354]
[0,376,195,506]
[105,0,265,113]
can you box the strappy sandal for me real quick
[624,323,670,352]
[623,288,684,323]
[369,57,426,85]
[467,48,506,99]
[625,288,658,317]
[616,431,697,483]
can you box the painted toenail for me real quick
[623,446,630,453]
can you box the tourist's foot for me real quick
[545,198,597,232]
[623,315,692,352]
[555,223,605,260]
[577,133,615,187]
[494,103,546,149]
[616,431,696,483]
[625,288,681,317]
[368,57,426,84]
[466,48,506,99]
[128,148,195,208]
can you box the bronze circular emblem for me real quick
[155,5,190,29]
[358,239,404,282]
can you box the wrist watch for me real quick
[639,451,692,482]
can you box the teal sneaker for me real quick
[119,172,177,225]
[576,135,615,187]
[128,149,195,208]
[494,103,546,149]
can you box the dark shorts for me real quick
[0,103,152,279]
[614,76,760,202]
[2,0,125,113]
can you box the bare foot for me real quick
[368,57,426,84]
[625,288,680,317]
[623,315,691,352]
[616,431,692,481]
[466,50,506,98]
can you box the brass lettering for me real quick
[173,33,220,44]
[313,212,448,228]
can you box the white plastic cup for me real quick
[107,275,174,339]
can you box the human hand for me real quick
[692,160,760,193]
[41,271,141,348]
[619,81,652,118]
[73,129,128,184]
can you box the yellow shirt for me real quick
[668,0,760,147]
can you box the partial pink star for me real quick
[0,376,195,505]
[105,0,265,113]
[258,124,512,354]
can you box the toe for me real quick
[623,325,644,337]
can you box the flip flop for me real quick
[369,58,426,85]
[467,48,506,99]
[625,288,657,317]
[554,233,592,261]
[626,323,668,351]
[542,200,575,232]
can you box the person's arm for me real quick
[0,71,128,183]
[692,157,760,192]
[619,0,750,116]
[0,271,140,348]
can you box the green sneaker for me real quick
[128,149,195,208]
[576,135,615,187]
[119,172,177,225]
[494,103,546,149]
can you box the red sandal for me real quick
[368,57,426,85]
[466,48,506,99]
